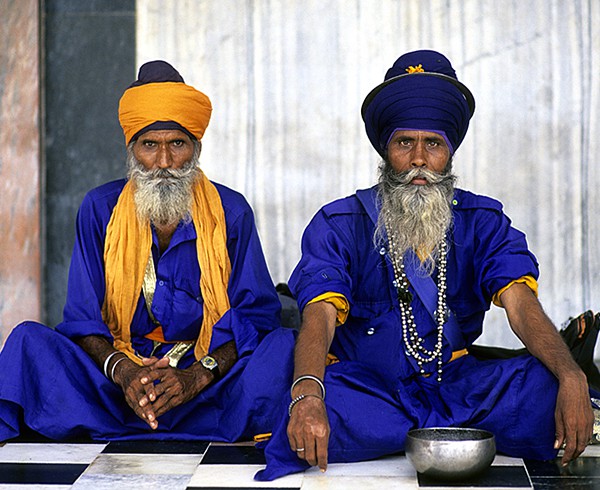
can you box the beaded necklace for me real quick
[385,220,448,381]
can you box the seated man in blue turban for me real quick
[256,50,598,481]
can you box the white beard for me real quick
[374,161,456,275]
[126,145,201,226]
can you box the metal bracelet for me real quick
[102,351,120,378]
[290,374,326,400]
[109,356,128,382]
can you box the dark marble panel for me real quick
[0,462,88,484]
[187,488,298,490]
[200,444,267,465]
[418,466,531,488]
[103,440,210,454]
[46,0,134,14]
[526,457,600,478]
[531,477,600,489]
[43,0,135,325]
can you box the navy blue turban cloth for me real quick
[361,50,475,157]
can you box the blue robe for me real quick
[0,179,295,442]
[256,186,560,481]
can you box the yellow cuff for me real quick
[492,275,538,307]
[307,292,349,326]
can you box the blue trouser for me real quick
[256,354,560,481]
[0,322,295,442]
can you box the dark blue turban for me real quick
[361,50,475,157]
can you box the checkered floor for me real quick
[1,439,599,489]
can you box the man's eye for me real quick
[172,140,184,147]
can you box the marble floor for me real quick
[0,437,599,490]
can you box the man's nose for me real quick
[410,143,427,167]
[157,146,174,168]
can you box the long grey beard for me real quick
[374,161,456,274]
[126,144,202,226]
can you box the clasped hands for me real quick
[113,356,212,429]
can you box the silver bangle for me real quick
[109,356,127,382]
[290,375,326,400]
[102,351,120,378]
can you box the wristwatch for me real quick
[199,355,221,382]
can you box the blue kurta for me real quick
[256,186,560,481]
[0,179,295,442]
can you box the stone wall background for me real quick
[136,0,600,349]
[1,0,598,356]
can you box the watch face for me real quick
[202,356,217,370]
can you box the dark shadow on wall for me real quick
[43,0,135,325]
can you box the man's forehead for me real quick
[391,130,446,140]
[136,129,193,142]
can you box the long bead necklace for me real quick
[386,222,448,382]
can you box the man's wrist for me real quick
[198,354,221,382]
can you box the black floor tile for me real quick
[9,425,95,444]
[103,440,209,454]
[418,466,531,487]
[188,488,298,490]
[531,477,600,489]
[200,444,266,465]
[0,462,88,484]
[525,459,563,477]
[526,457,600,478]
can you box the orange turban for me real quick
[118,61,212,144]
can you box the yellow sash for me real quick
[101,171,231,364]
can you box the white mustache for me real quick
[395,168,448,186]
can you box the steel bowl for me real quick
[405,427,496,481]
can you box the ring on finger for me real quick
[296,448,305,452]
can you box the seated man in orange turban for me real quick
[0,61,294,442]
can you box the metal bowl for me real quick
[405,427,496,481]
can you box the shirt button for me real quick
[367,328,375,335]
[158,280,164,286]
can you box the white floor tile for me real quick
[580,444,600,457]
[188,464,303,488]
[491,455,525,466]
[304,454,415,478]
[72,473,192,489]
[0,443,106,464]
[302,474,418,490]
[83,453,202,475]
